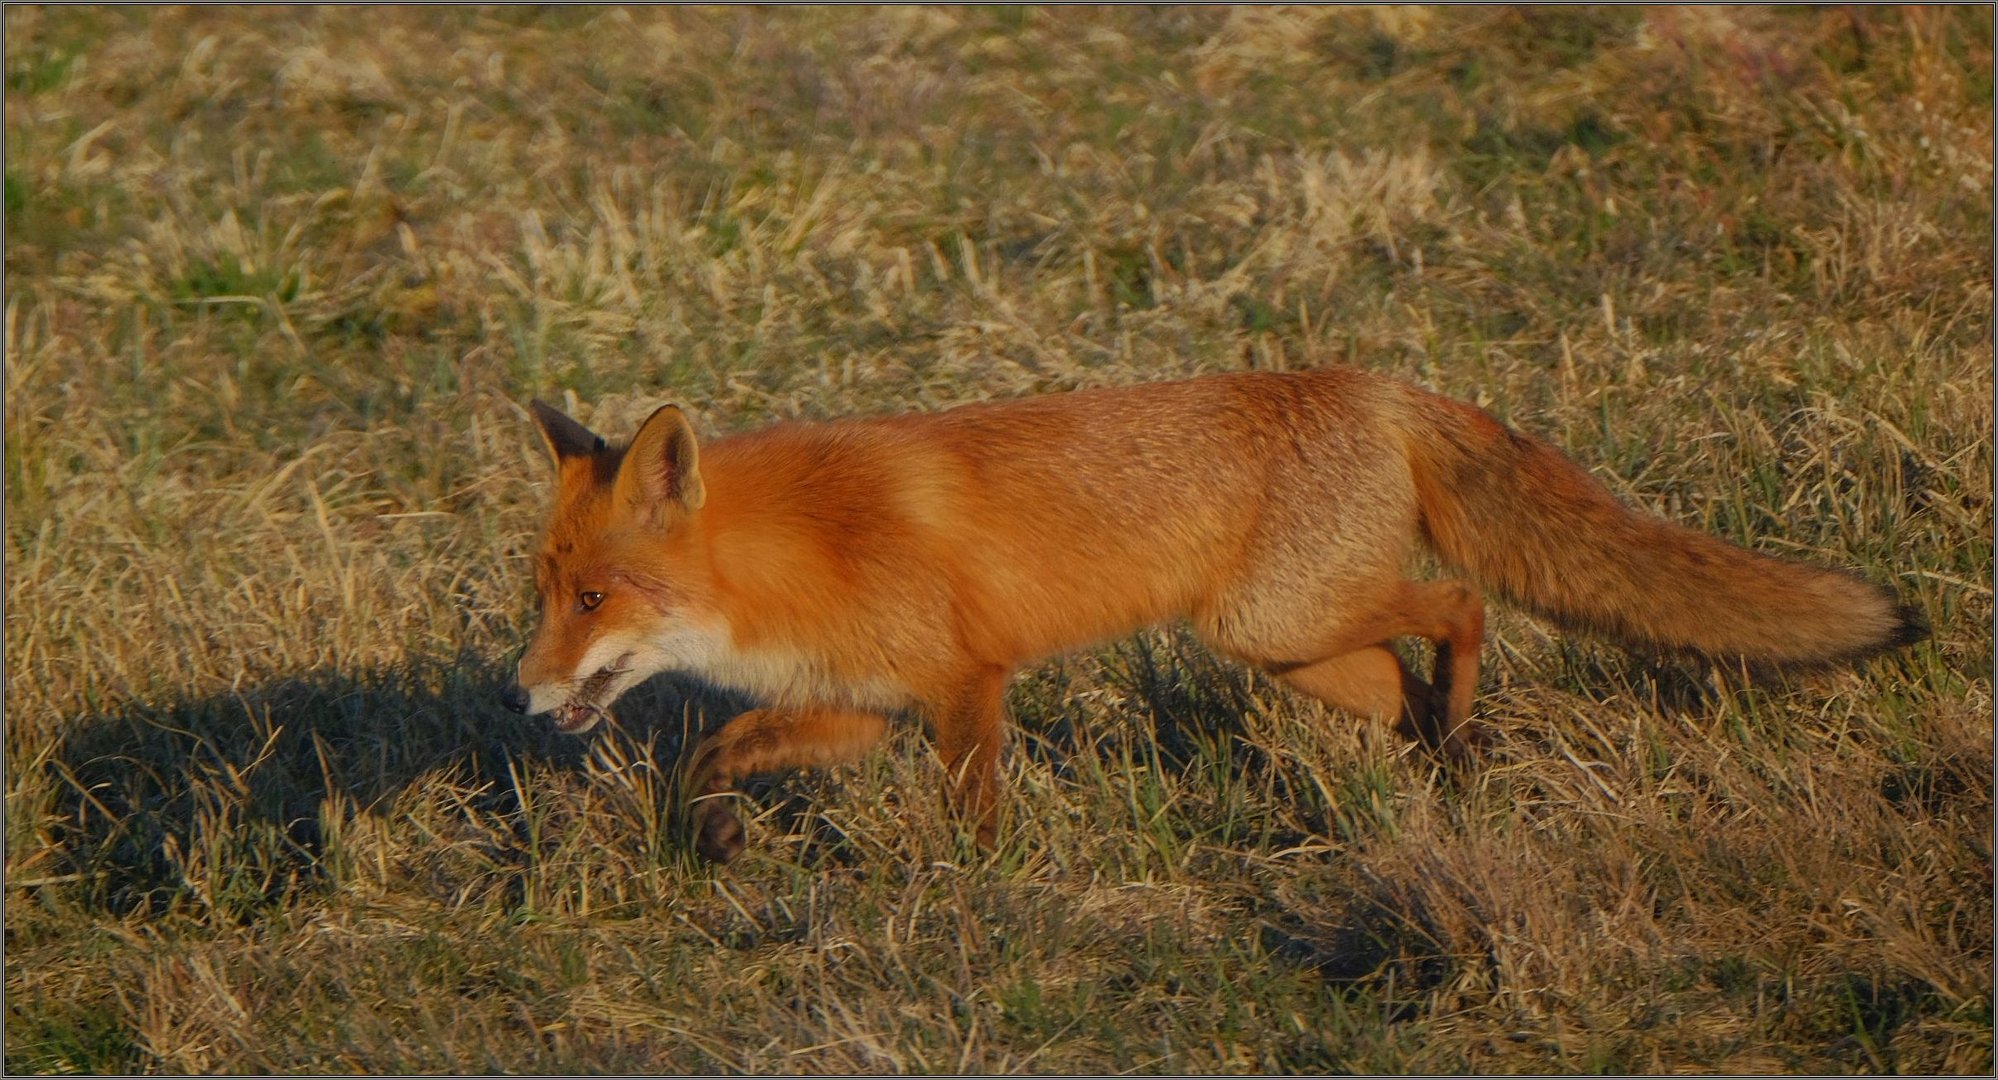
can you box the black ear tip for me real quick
[529,397,606,460]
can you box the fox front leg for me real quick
[927,667,1009,851]
[681,707,890,863]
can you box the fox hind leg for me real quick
[683,707,890,863]
[1272,644,1445,749]
[1424,585,1486,760]
[1210,578,1488,762]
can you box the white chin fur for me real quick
[521,619,734,732]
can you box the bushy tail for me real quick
[1403,389,1926,666]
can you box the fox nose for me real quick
[500,683,530,714]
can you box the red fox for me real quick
[501,367,1925,863]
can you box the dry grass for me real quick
[4,6,1991,1074]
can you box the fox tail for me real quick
[1403,389,1927,666]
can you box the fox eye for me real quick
[579,591,605,611]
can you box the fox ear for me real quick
[614,404,706,515]
[529,399,606,467]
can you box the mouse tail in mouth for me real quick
[553,702,609,734]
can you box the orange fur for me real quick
[505,368,1925,861]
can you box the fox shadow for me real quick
[26,629,1319,917]
[29,623,1734,924]
[29,649,751,918]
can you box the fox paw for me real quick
[693,805,745,864]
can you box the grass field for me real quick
[4,6,1991,1073]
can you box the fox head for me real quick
[502,399,723,734]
